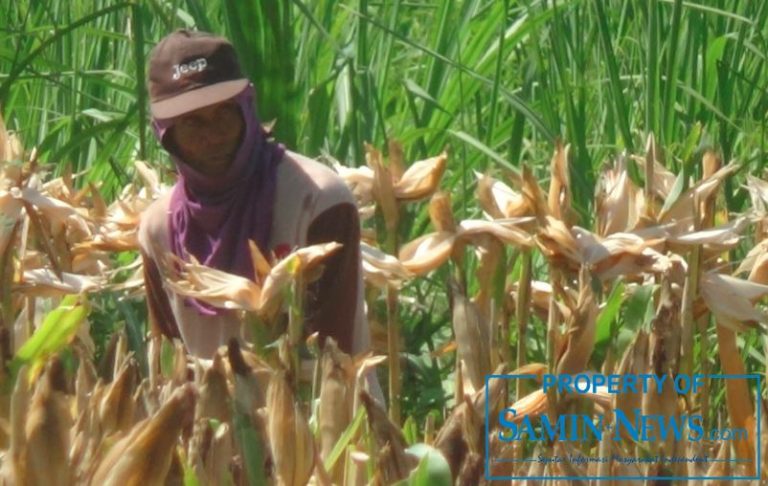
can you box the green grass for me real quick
[4,1,766,195]
[2,0,767,424]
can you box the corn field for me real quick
[2,1,768,485]
[2,116,768,484]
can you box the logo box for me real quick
[484,373,762,482]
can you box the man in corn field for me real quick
[138,30,374,369]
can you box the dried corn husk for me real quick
[398,232,455,275]
[318,338,354,482]
[162,252,262,311]
[700,272,768,332]
[24,360,73,486]
[160,241,341,317]
[360,242,412,289]
[91,383,196,485]
[547,142,572,223]
[195,353,231,423]
[555,267,599,375]
[659,162,737,224]
[266,370,315,486]
[475,172,528,218]
[367,144,399,234]
[450,280,491,392]
[361,390,415,484]
[632,150,677,200]
[98,359,138,437]
[394,152,447,201]
[18,268,104,295]
[596,154,644,235]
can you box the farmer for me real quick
[138,30,373,366]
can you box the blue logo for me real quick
[484,373,761,481]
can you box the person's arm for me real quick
[303,202,362,354]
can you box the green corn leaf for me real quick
[10,294,88,382]
[324,404,366,472]
[623,284,656,332]
[160,337,175,379]
[393,443,452,486]
[182,463,201,486]
[595,281,625,349]
[402,415,419,445]
[233,410,268,486]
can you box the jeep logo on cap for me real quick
[171,58,208,80]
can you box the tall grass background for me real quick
[2,0,767,424]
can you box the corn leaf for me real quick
[393,443,452,486]
[233,410,268,486]
[9,295,88,382]
[324,405,366,473]
[594,281,625,349]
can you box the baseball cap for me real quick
[148,29,249,119]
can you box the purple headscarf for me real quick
[152,83,285,315]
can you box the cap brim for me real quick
[150,79,250,119]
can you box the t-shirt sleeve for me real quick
[304,202,361,354]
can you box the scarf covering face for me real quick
[152,83,285,315]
